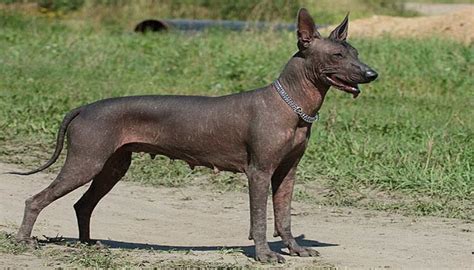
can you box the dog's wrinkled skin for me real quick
[10,8,377,263]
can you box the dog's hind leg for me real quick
[73,149,132,243]
[15,151,112,245]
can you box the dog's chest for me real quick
[291,126,311,149]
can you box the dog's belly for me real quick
[122,142,248,173]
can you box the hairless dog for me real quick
[10,8,377,263]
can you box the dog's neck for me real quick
[277,53,330,118]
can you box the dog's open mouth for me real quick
[325,75,360,98]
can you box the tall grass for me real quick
[0,12,472,218]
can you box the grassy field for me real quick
[0,8,472,222]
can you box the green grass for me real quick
[0,12,472,219]
[0,232,28,254]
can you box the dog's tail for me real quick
[6,107,83,175]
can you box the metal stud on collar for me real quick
[273,79,319,124]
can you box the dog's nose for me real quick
[365,69,378,81]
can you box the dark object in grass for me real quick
[134,19,169,33]
[9,8,377,263]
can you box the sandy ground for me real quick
[0,162,472,269]
[404,2,474,16]
[326,7,474,44]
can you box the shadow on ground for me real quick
[40,234,338,258]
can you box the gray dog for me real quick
[10,8,377,263]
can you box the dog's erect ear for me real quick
[329,13,349,41]
[297,8,321,50]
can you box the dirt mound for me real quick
[345,7,473,44]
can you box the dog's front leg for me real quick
[247,168,285,263]
[272,166,319,257]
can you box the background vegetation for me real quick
[0,1,472,221]
[0,0,421,25]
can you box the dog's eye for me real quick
[333,53,344,58]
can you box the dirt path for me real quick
[342,7,474,44]
[404,2,474,16]
[0,162,472,269]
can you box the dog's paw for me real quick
[16,237,39,249]
[256,249,285,263]
[288,245,319,257]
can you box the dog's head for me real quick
[296,8,378,98]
